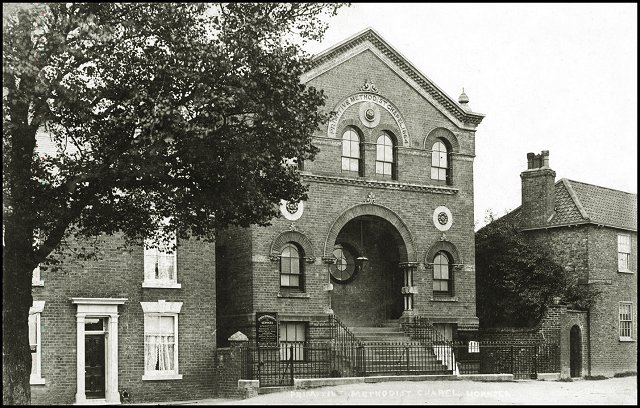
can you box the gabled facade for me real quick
[216,28,484,347]
[494,150,637,376]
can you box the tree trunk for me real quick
[3,239,35,404]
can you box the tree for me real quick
[2,3,346,404]
[475,212,599,328]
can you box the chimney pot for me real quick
[520,149,556,228]
[527,152,535,169]
[542,150,550,168]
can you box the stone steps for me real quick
[345,320,450,374]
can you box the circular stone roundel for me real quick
[433,206,453,231]
[280,200,304,221]
[359,102,381,128]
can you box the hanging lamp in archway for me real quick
[355,218,369,272]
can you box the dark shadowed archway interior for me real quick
[570,325,582,378]
[330,215,406,326]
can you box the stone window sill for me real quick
[30,376,45,385]
[430,296,459,302]
[142,373,183,381]
[619,338,635,342]
[32,280,45,287]
[277,292,311,299]
[618,269,634,274]
[142,281,182,289]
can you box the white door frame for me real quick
[71,298,127,405]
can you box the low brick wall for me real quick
[215,345,245,398]
[478,304,588,378]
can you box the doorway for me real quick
[570,325,582,378]
[330,215,406,326]
[85,317,107,399]
[71,297,126,405]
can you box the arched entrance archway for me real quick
[570,325,582,378]
[323,203,416,261]
[325,205,414,326]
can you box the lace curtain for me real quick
[29,313,38,374]
[144,315,175,372]
[144,236,176,281]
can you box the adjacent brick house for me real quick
[216,28,485,349]
[485,150,637,377]
[29,133,217,404]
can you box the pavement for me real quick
[143,376,637,405]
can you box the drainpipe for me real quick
[587,308,591,376]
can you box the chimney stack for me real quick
[520,150,556,227]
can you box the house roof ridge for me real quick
[564,178,637,197]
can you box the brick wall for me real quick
[214,344,245,398]
[585,226,637,376]
[215,225,254,346]
[220,46,480,341]
[479,305,588,376]
[525,225,637,376]
[31,232,216,404]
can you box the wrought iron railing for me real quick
[239,316,561,386]
[453,341,560,379]
[357,344,453,375]
[401,316,457,373]
[328,315,363,376]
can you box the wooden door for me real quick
[85,334,106,399]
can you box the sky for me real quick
[302,3,638,229]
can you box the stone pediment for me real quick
[301,28,485,130]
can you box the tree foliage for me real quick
[2,3,346,404]
[475,212,599,328]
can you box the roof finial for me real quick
[458,87,471,111]
[458,88,469,104]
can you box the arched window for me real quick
[376,132,395,178]
[280,243,303,288]
[341,128,361,174]
[431,140,449,182]
[433,251,452,294]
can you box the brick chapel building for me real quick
[26,27,485,404]
[216,28,485,351]
[491,150,637,377]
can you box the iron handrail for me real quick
[328,315,363,347]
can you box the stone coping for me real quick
[239,373,516,398]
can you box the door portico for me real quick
[71,298,127,405]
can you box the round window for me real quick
[331,244,356,283]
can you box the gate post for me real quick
[290,345,294,385]
[533,346,538,379]
[510,345,515,375]
[357,345,365,376]
[405,346,410,374]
